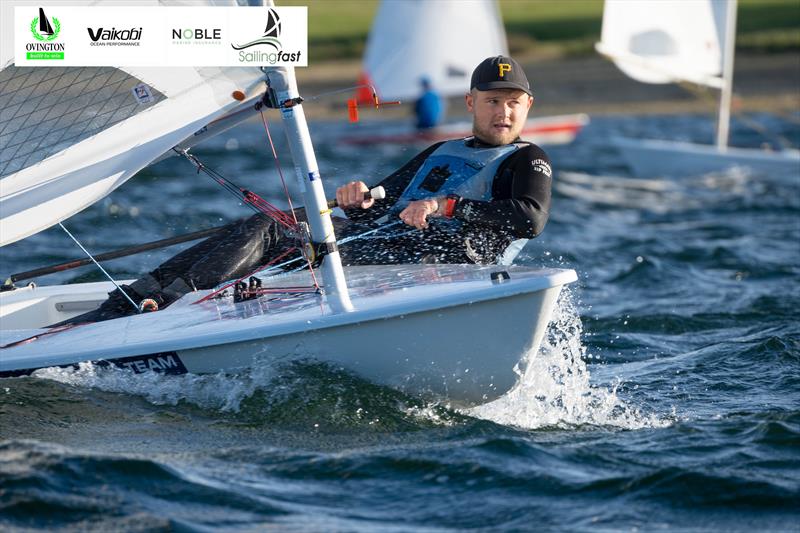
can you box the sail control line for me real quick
[57,222,141,314]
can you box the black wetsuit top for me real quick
[337,137,552,265]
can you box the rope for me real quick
[58,222,140,313]
[191,219,406,305]
[177,149,296,229]
[256,111,322,291]
[193,246,300,304]
[260,110,298,224]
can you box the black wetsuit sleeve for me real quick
[342,142,444,223]
[453,144,552,238]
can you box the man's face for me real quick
[466,89,533,145]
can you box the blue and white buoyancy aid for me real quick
[391,138,529,264]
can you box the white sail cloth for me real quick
[361,0,508,100]
[0,0,267,247]
[595,0,730,89]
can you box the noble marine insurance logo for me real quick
[171,27,222,45]
[26,7,65,60]
[231,8,302,64]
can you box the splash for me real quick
[32,359,460,430]
[34,361,278,412]
[467,288,669,430]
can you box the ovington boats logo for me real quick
[25,7,65,60]
[30,7,60,41]
[232,8,302,64]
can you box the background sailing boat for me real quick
[343,0,588,146]
[596,0,799,177]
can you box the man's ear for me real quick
[465,91,474,112]
[527,95,534,111]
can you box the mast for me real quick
[264,66,354,313]
[716,0,737,151]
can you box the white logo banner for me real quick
[14,6,307,67]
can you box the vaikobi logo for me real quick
[26,7,65,60]
[232,7,303,64]
[87,26,142,46]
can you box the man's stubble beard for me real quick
[472,121,521,146]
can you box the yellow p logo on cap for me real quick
[498,63,511,77]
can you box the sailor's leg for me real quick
[147,215,264,288]
[49,215,288,325]
[183,213,284,288]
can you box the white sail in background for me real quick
[360,0,508,100]
[0,0,267,247]
[595,0,798,175]
[595,0,730,89]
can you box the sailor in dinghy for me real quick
[65,55,554,323]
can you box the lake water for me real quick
[1,111,799,531]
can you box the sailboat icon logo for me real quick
[30,7,61,42]
[231,8,282,51]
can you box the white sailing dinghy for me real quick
[344,0,589,147]
[0,3,576,407]
[596,0,799,177]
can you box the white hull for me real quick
[614,137,800,179]
[0,264,576,406]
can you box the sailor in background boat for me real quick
[414,76,443,130]
[61,55,553,323]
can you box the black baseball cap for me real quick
[470,55,532,96]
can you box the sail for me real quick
[0,0,267,247]
[595,0,730,89]
[360,0,508,101]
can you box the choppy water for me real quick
[1,112,799,531]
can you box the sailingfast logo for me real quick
[232,8,302,64]
[87,26,143,46]
[26,7,65,60]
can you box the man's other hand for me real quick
[336,181,374,209]
[399,198,440,229]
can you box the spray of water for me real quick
[35,361,278,412]
[467,288,669,430]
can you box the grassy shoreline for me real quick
[282,0,800,63]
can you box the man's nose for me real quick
[494,103,509,116]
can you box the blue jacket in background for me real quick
[415,90,442,129]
